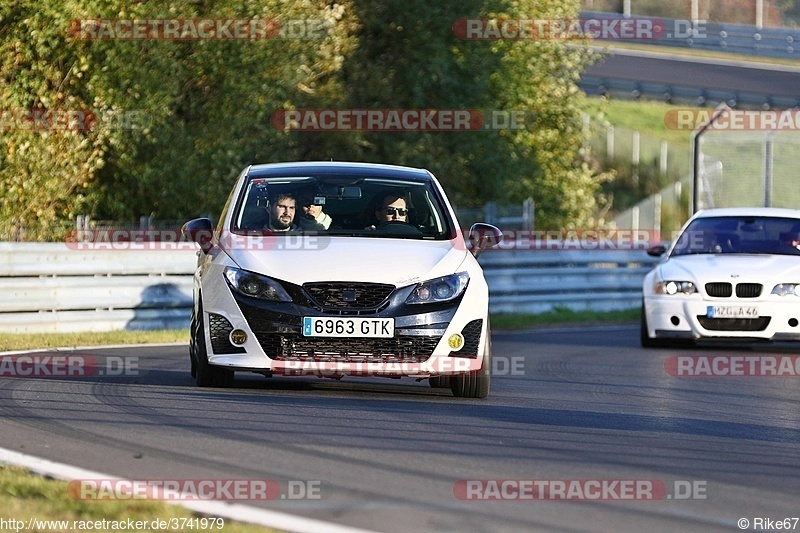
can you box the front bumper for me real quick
[203,278,489,377]
[645,296,800,341]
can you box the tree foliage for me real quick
[1,0,600,238]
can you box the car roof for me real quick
[693,207,800,219]
[247,161,433,180]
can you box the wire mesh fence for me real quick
[695,110,800,212]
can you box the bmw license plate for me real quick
[303,317,394,338]
[707,306,759,319]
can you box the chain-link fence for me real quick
[694,107,800,212]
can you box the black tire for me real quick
[451,323,491,399]
[429,376,451,388]
[192,302,234,388]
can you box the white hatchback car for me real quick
[182,162,501,397]
[641,207,800,347]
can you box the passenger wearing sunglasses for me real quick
[376,195,409,224]
[365,193,419,233]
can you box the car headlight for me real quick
[406,272,469,304]
[224,267,292,302]
[654,280,696,295]
[771,283,799,296]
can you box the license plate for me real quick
[302,317,394,338]
[706,306,759,319]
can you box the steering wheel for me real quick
[376,220,423,236]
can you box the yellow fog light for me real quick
[229,329,248,346]
[448,333,464,351]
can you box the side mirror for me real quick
[468,223,503,258]
[182,217,214,254]
[646,244,667,257]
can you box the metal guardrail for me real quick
[0,243,197,332]
[479,249,658,314]
[0,244,658,332]
[578,76,800,109]
[582,11,800,59]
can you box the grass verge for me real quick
[582,97,695,147]
[491,307,640,330]
[0,465,278,533]
[0,330,189,353]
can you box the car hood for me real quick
[660,254,800,284]
[222,235,468,287]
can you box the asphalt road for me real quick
[1,328,799,532]
[584,49,800,98]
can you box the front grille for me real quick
[705,283,732,297]
[303,282,395,313]
[208,313,246,354]
[697,316,771,331]
[453,319,483,357]
[236,301,440,363]
[261,333,440,363]
[736,283,763,298]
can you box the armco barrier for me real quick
[0,243,197,333]
[582,11,800,59]
[0,243,658,333]
[479,249,658,315]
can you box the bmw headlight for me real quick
[771,283,799,296]
[406,272,469,304]
[654,280,696,295]
[224,267,292,302]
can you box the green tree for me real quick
[0,0,356,237]
[2,0,601,237]
[329,0,601,228]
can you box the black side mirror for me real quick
[468,223,503,258]
[182,217,214,254]
[646,244,667,257]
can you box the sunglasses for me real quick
[383,207,408,216]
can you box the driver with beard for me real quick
[265,192,297,232]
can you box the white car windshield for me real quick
[230,174,455,240]
[671,216,800,257]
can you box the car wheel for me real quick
[451,323,491,399]
[193,302,234,388]
[640,302,674,349]
[429,376,451,388]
